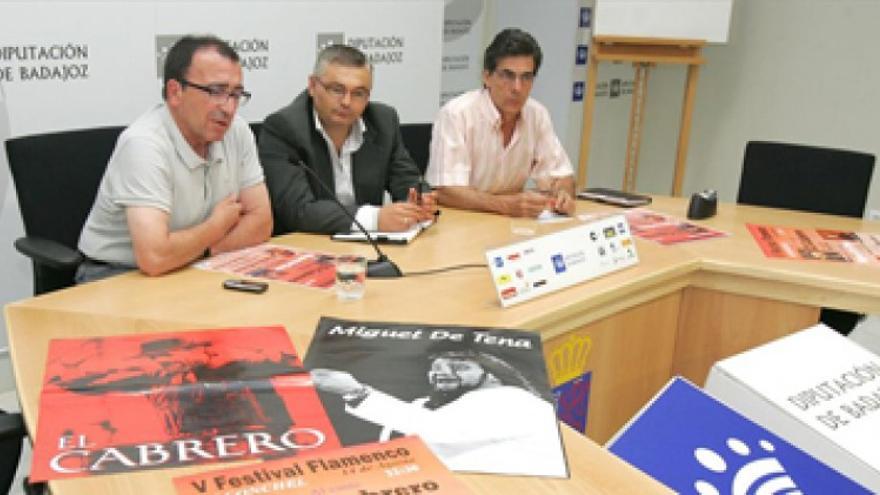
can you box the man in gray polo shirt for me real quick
[77,35,272,281]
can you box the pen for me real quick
[417,175,441,217]
[416,175,429,206]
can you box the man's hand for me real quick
[407,187,439,219]
[208,194,243,236]
[378,202,430,231]
[311,369,364,395]
[552,189,576,215]
[507,191,552,218]
[209,184,272,255]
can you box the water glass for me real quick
[335,255,367,300]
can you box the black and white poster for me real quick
[304,317,568,478]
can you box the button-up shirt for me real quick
[313,110,381,231]
[426,89,573,193]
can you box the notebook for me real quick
[331,219,433,245]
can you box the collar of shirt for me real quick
[478,88,502,128]
[313,109,366,207]
[160,104,223,170]
[312,109,366,155]
[477,88,522,150]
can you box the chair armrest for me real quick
[0,411,25,442]
[14,236,84,270]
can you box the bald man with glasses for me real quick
[427,29,576,218]
[258,44,435,235]
[77,35,271,282]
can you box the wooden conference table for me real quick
[7,196,880,494]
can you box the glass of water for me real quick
[335,255,367,300]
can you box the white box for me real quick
[705,324,880,491]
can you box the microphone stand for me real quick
[289,154,403,278]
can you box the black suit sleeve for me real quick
[258,112,356,235]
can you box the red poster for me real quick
[30,326,340,482]
[747,224,880,264]
[625,209,727,245]
[195,244,337,289]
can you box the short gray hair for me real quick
[313,44,371,76]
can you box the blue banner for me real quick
[553,372,591,433]
[608,378,869,494]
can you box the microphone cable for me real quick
[403,262,487,277]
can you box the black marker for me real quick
[417,175,441,217]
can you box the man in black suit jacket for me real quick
[258,44,435,235]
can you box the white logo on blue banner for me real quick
[579,7,591,28]
[575,45,588,65]
[607,378,870,494]
[573,81,584,102]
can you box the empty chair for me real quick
[737,140,875,334]
[400,123,432,175]
[5,126,125,295]
[738,141,874,217]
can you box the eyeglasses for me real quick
[179,79,252,106]
[494,69,536,85]
[314,78,370,103]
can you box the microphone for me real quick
[287,150,403,278]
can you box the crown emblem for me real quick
[548,334,593,386]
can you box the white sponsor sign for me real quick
[485,214,638,307]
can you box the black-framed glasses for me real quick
[494,69,536,86]
[314,78,370,103]
[180,79,252,106]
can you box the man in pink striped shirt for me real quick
[426,29,576,218]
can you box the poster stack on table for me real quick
[29,326,341,483]
[624,209,727,245]
[173,436,472,495]
[705,324,880,491]
[29,319,568,492]
[747,224,880,264]
[195,244,337,289]
[607,377,870,494]
[303,317,569,478]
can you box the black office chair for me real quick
[0,410,24,495]
[737,141,876,334]
[5,126,125,295]
[400,123,433,175]
[738,141,874,217]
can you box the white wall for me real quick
[588,0,880,217]
[441,0,490,105]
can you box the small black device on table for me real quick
[577,187,652,207]
[222,279,268,294]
